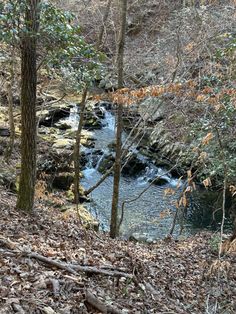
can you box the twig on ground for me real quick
[85,290,124,314]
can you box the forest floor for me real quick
[0,188,235,314]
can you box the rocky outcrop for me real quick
[52,173,74,190]
[38,149,73,174]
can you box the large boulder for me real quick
[66,185,90,203]
[97,153,115,174]
[83,112,103,130]
[122,153,146,176]
[59,205,99,231]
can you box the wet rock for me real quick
[80,152,89,169]
[83,112,103,130]
[0,128,10,137]
[122,153,146,176]
[107,141,116,151]
[97,153,115,174]
[82,150,104,169]
[52,173,74,190]
[170,167,183,178]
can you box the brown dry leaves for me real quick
[0,188,235,313]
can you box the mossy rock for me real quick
[66,185,89,203]
[60,205,99,231]
[97,153,115,174]
[52,138,75,150]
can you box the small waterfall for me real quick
[62,103,79,130]
[83,157,96,178]
[56,101,188,239]
[104,111,115,130]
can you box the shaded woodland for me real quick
[0,0,235,313]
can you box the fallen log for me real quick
[25,252,134,280]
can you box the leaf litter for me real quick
[0,188,235,313]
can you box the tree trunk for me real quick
[110,0,127,238]
[16,0,40,212]
[96,0,112,49]
[74,86,88,214]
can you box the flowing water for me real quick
[61,103,193,240]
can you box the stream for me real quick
[59,101,232,240]
[62,102,193,241]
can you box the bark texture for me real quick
[74,87,88,208]
[16,0,41,211]
[110,0,127,238]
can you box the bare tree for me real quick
[16,0,41,211]
[110,0,127,238]
[73,86,88,217]
[97,0,112,49]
